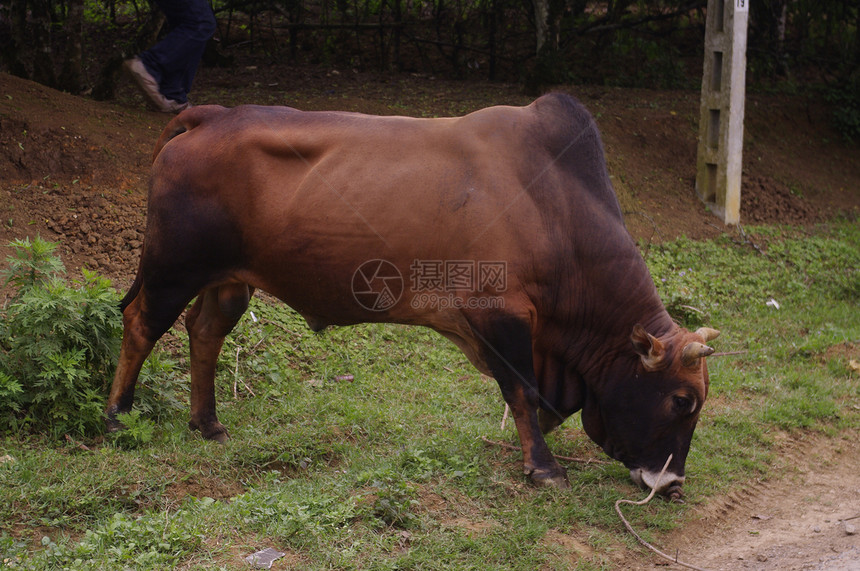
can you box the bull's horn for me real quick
[681,342,715,367]
[695,327,720,342]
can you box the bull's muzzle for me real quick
[629,467,685,499]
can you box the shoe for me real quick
[123,57,187,113]
[123,57,167,110]
[161,99,192,114]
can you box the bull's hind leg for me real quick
[466,313,568,488]
[185,282,253,442]
[106,283,192,432]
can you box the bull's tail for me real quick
[151,105,228,163]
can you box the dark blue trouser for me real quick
[140,0,216,104]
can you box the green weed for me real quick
[107,410,156,449]
[0,238,186,439]
[0,238,121,437]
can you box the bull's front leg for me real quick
[505,383,568,487]
[185,283,252,443]
[467,313,568,488]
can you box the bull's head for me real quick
[581,324,720,498]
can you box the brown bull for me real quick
[106,93,719,496]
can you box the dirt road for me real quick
[624,433,860,571]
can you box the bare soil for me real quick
[620,432,860,571]
[1,64,859,569]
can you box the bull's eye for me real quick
[672,395,694,414]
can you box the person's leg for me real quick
[139,0,215,104]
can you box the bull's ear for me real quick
[631,324,665,371]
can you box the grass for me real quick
[0,221,858,569]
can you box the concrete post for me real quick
[695,0,749,225]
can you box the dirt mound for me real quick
[0,115,100,182]
[0,74,157,186]
[742,174,822,225]
[0,107,145,277]
[0,73,161,287]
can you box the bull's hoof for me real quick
[189,420,230,443]
[104,412,128,433]
[527,466,570,489]
[207,430,230,444]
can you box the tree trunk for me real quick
[856,0,860,65]
[31,0,57,88]
[4,0,30,79]
[487,0,497,80]
[776,0,789,75]
[534,0,550,54]
[392,0,402,71]
[59,0,85,93]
